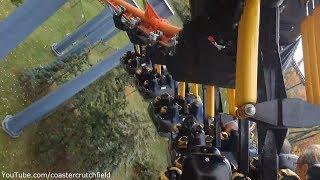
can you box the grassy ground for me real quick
[0,0,109,173]
[0,0,132,172]
[0,0,170,177]
[112,86,169,179]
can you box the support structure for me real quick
[191,84,199,98]
[301,5,320,104]
[205,86,215,119]
[2,44,133,138]
[235,0,260,107]
[178,82,186,99]
[306,13,320,104]
[235,0,260,175]
[0,0,67,60]
[227,89,237,115]
[147,0,174,19]
[52,8,112,56]
[257,6,288,179]
[103,0,180,45]
[59,18,118,59]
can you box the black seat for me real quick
[181,153,232,180]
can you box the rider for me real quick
[296,145,320,180]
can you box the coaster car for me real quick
[148,93,180,137]
[113,13,148,45]
[149,92,204,137]
[181,153,232,180]
[134,66,175,99]
[121,51,151,74]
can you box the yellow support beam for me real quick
[206,86,215,119]
[155,64,162,75]
[300,10,320,104]
[313,7,320,103]
[227,89,237,116]
[308,13,320,104]
[191,83,199,98]
[235,0,260,107]
[301,16,314,103]
[178,82,186,99]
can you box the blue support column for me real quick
[52,8,112,56]
[147,0,174,19]
[0,0,67,60]
[2,44,133,138]
[59,17,118,59]
[126,0,141,8]
[27,19,119,80]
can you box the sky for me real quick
[293,39,305,76]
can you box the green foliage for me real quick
[22,54,90,88]
[11,0,23,6]
[32,65,161,176]
[131,160,159,180]
[20,39,165,177]
[171,0,190,22]
[0,0,105,173]
[19,54,91,101]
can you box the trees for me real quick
[172,0,190,22]
[31,62,164,176]
[11,0,24,6]
[20,54,90,101]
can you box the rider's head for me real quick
[296,145,320,180]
